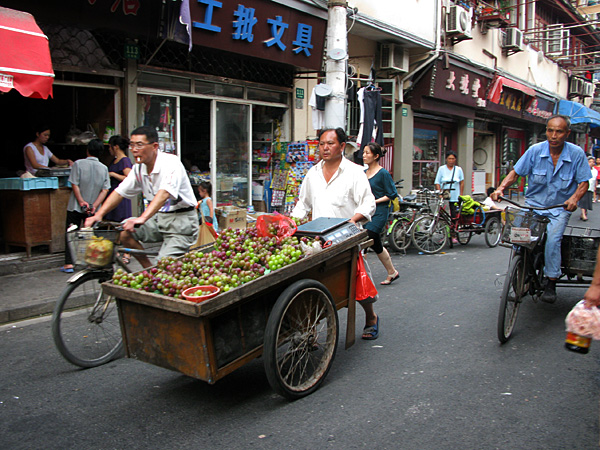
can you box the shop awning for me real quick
[0,6,54,99]
[488,75,536,104]
[557,100,600,128]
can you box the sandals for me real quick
[59,266,74,273]
[362,316,380,340]
[381,271,399,285]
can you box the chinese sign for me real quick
[442,69,488,108]
[189,0,326,71]
[0,74,14,89]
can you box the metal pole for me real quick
[324,0,348,129]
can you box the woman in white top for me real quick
[24,125,72,175]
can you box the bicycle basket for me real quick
[66,228,119,268]
[501,207,549,249]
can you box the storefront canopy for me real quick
[488,75,536,104]
[0,6,54,99]
[557,100,600,128]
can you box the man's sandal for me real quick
[362,316,380,340]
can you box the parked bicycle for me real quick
[386,185,432,253]
[410,191,502,254]
[51,222,158,368]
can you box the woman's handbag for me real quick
[355,252,378,301]
[442,166,456,200]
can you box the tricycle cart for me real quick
[102,231,369,400]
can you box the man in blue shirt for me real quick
[493,115,591,303]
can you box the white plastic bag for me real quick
[565,300,600,340]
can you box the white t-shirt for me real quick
[308,88,325,131]
[116,151,196,212]
[292,156,375,222]
[589,168,598,192]
[23,142,53,175]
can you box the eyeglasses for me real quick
[129,141,154,149]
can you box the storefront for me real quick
[407,55,556,194]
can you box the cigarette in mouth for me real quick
[136,157,141,163]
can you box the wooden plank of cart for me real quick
[102,231,370,400]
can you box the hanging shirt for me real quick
[308,87,325,131]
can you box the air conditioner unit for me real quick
[447,5,473,39]
[503,28,524,51]
[379,44,409,72]
[569,78,584,96]
[583,81,595,97]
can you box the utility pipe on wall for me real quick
[323,0,348,129]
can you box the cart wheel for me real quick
[263,279,339,400]
[484,217,501,248]
[457,230,472,245]
[498,254,525,344]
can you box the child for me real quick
[483,186,506,211]
[197,181,219,233]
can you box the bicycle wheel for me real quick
[411,215,448,254]
[263,279,339,400]
[52,271,123,368]
[388,218,412,252]
[497,254,525,344]
[484,216,501,247]
[457,230,472,245]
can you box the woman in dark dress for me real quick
[363,142,399,285]
[105,135,132,222]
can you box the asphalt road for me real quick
[1,218,599,449]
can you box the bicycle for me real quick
[51,222,158,368]
[410,192,502,254]
[497,197,565,344]
[386,186,431,253]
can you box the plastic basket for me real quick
[561,226,600,276]
[501,207,549,249]
[66,228,120,268]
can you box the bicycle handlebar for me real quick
[498,196,566,211]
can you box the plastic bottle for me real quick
[565,331,591,354]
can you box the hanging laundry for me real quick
[308,86,326,131]
[356,84,383,165]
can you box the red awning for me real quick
[0,6,54,99]
[488,75,536,104]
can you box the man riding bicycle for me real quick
[85,126,199,268]
[492,115,591,303]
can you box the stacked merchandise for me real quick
[270,140,318,214]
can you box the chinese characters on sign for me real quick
[193,0,314,57]
[445,71,487,107]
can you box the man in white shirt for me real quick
[85,126,199,268]
[292,128,380,340]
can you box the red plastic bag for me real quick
[256,212,297,239]
[355,253,378,301]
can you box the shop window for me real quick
[195,80,244,98]
[413,127,441,189]
[247,88,287,104]
[138,72,191,92]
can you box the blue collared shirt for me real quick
[514,141,591,215]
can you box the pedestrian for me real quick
[197,180,218,233]
[492,115,591,303]
[578,156,597,221]
[292,127,380,340]
[105,135,133,222]
[61,138,110,273]
[85,126,199,268]
[594,157,600,202]
[363,142,399,285]
[435,151,464,244]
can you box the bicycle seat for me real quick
[402,194,417,202]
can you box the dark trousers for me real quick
[65,210,88,266]
[357,89,384,164]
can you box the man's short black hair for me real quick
[318,127,347,144]
[547,114,571,130]
[87,138,104,157]
[131,126,158,143]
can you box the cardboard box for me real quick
[252,200,267,212]
[252,183,264,201]
[216,206,247,230]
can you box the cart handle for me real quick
[498,196,566,211]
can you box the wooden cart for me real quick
[102,232,369,399]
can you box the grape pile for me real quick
[112,225,312,300]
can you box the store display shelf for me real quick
[0,177,59,191]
